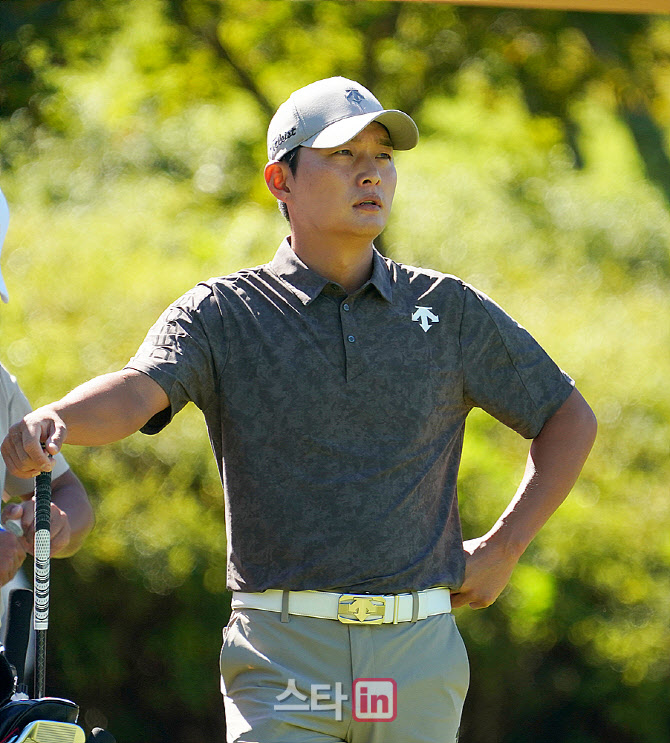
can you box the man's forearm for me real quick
[2,369,169,478]
[484,387,597,558]
[49,370,168,445]
[451,387,597,610]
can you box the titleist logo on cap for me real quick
[270,126,298,158]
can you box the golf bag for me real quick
[0,471,116,743]
[0,590,88,742]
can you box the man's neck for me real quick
[289,233,375,295]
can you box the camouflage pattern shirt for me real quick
[126,239,574,594]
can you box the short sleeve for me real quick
[460,285,574,439]
[125,284,220,435]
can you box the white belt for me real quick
[231,588,451,625]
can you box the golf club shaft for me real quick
[34,471,51,698]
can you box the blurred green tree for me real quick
[0,1,669,741]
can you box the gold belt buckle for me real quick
[338,594,386,624]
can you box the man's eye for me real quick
[335,149,353,156]
[377,152,392,159]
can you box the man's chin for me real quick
[348,214,388,240]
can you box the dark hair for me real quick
[277,147,301,223]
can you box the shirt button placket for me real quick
[341,299,358,380]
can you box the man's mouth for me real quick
[354,197,382,209]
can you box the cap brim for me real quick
[302,110,419,151]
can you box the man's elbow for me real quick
[584,402,598,447]
[576,389,597,439]
[564,387,598,452]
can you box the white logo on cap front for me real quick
[345,89,365,107]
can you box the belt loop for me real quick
[410,591,420,623]
[280,590,290,623]
[392,594,400,624]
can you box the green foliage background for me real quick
[1,1,669,741]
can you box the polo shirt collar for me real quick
[369,246,393,303]
[270,238,393,305]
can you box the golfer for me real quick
[0,186,93,594]
[2,78,596,742]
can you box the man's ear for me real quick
[264,161,291,202]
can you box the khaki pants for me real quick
[220,608,469,743]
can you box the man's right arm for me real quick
[1,370,169,478]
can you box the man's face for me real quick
[285,121,397,243]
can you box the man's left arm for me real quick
[450,387,597,610]
[2,469,94,558]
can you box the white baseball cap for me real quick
[267,76,419,161]
[0,186,9,303]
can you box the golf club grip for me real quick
[34,471,51,630]
[3,588,33,684]
[34,470,51,698]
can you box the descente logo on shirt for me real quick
[412,306,440,332]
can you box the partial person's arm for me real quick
[2,469,95,558]
[0,521,26,586]
[1,369,169,479]
[450,387,597,610]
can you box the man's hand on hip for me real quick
[450,536,519,610]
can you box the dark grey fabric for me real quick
[126,239,574,594]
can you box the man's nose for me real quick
[357,159,382,186]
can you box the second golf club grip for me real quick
[4,588,33,685]
[34,470,51,630]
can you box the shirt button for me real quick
[343,303,350,312]
[347,335,355,343]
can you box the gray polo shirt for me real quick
[126,239,573,594]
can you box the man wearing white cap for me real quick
[0,187,94,596]
[2,78,596,742]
